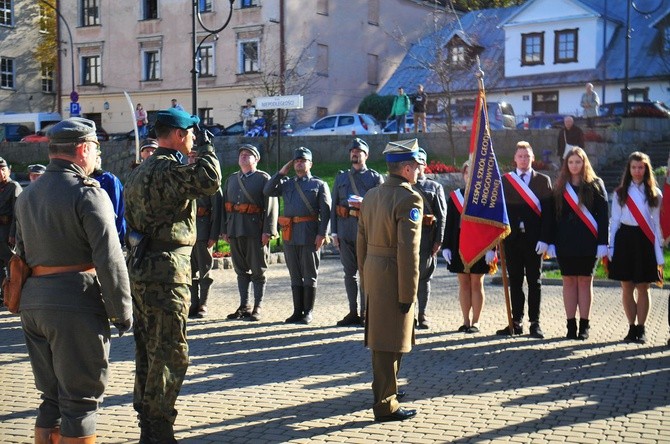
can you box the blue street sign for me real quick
[70,102,81,117]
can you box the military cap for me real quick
[350,137,369,154]
[383,138,425,165]
[239,144,260,159]
[156,107,200,129]
[140,138,159,151]
[293,147,312,161]
[417,148,428,164]
[28,164,46,174]
[47,117,97,144]
[0,157,7,168]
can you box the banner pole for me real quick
[498,242,515,336]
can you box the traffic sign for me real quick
[70,91,79,103]
[70,102,81,117]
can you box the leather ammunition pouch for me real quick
[2,255,32,314]
[422,214,436,226]
[277,215,318,241]
[196,207,211,217]
[225,202,262,214]
[336,205,360,219]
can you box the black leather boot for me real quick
[188,280,199,318]
[285,286,304,323]
[624,324,637,342]
[566,318,577,339]
[302,286,316,324]
[577,318,590,340]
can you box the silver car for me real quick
[292,113,382,136]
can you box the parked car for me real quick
[430,101,516,132]
[292,113,382,136]
[1,123,32,142]
[270,123,293,136]
[599,101,670,118]
[222,121,246,136]
[21,124,109,143]
[517,114,567,130]
[382,116,431,133]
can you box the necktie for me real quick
[520,173,526,185]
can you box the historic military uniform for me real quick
[357,139,423,422]
[15,118,132,442]
[189,188,222,318]
[222,144,278,321]
[263,147,331,324]
[0,157,22,297]
[124,108,221,443]
[331,138,383,326]
[412,149,447,329]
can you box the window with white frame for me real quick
[1,57,14,89]
[198,43,215,76]
[199,0,212,13]
[81,55,101,85]
[451,45,466,65]
[554,29,577,63]
[143,50,161,80]
[41,63,54,93]
[521,32,544,66]
[317,43,328,76]
[143,0,158,20]
[80,0,99,27]
[1,0,12,27]
[239,40,259,73]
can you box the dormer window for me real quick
[451,45,466,64]
[555,29,578,63]
[521,32,544,66]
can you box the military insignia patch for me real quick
[409,208,420,222]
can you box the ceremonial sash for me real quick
[450,189,464,214]
[504,172,541,216]
[563,183,597,238]
[625,187,656,247]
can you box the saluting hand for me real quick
[279,160,293,176]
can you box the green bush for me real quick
[358,93,395,123]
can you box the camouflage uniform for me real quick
[221,169,278,319]
[189,190,222,317]
[331,166,383,323]
[413,174,447,328]
[0,174,22,291]
[124,143,221,442]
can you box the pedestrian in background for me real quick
[222,144,278,322]
[264,147,331,325]
[15,117,132,443]
[412,148,446,329]
[241,98,257,133]
[28,164,46,182]
[92,153,126,247]
[412,84,428,133]
[550,147,608,340]
[170,98,185,112]
[390,87,411,135]
[442,161,496,333]
[136,103,148,138]
[580,83,600,127]
[124,108,221,443]
[557,116,585,160]
[0,156,22,303]
[331,138,383,327]
[608,151,664,344]
[357,139,423,422]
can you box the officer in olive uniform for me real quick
[357,138,423,422]
[124,108,221,443]
[187,150,223,319]
[413,149,447,329]
[0,157,22,299]
[15,118,132,443]
[331,138,383,327]
[264,147,331,324]
[222,144,278,322]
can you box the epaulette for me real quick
[77,174,100,188]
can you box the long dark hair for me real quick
[554,147,600,214]
[614,151,659,207]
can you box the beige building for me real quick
[52,0,447,133]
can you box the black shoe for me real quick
[529,323,545,339]
[337,312,362,326]
[566,318,578,340]
[457,325,469,333]
[195,305,208,319]
[397,390,406,400]
[285,313,303,323]
[417,313,429,330]
[636,325,647,344]
[467,325,480,333]
[496,323,522,336]
[623,324,637,342]
[577,318,590,340]
[249,306,261,321]
[374,407,417,422]
[227,305,251,320]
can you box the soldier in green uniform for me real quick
[186,150,222,319]
[331,138,383,327]
[357,139,423,422]
[412,149,447,329]
[15,118,132,443]
[0,156,22,302]
[222,144,278,321]
[124,108,221,443]
[264,147,331,324]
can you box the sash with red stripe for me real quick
[504,172,541,216]
[625,188,656,247]
[450,189,464,214]
[563,183,598,237]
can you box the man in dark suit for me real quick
[498,141,554,338]
[556,116,585,160]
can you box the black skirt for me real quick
[557,255,598,277]
[608,224,659,284]
[448,252,489,274]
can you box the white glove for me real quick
[442,248,452,264]
[546,244,556,258]
[596,245,608,259]
[535,241,548,256]
[485,250,496,264]
[607,247,614,261]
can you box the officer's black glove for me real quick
[113,319,132,337]
[398,302,412,314]
[195,125,213,146]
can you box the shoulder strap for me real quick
[293,180,317,215]
[347,170,361,196]
[237,172,261,207]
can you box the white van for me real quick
[0,112,62,132]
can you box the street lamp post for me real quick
[191,0,235,117]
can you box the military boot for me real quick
[197,276,213,318]
[250,281,265,321]
[302,286,316,324]
[188,279,199,318]
[566,318,577,339]
[577,318,590,340]
[285,286,304,323]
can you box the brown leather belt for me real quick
[291,215,318,223]
[336,205,359,219]
[225,202,262,214]
[32,263,96,277]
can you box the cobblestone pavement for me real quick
[1,256,669,443]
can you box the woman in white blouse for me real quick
[608,151,664,344]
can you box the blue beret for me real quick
[47,117,97,144]
[293,147,312,161]
[156,108,200,129]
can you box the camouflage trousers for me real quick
[131,281,189,429]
